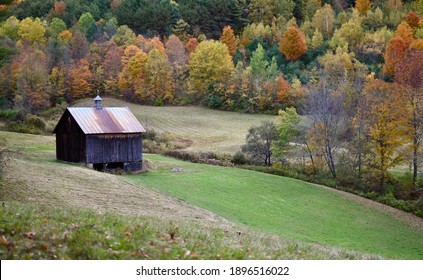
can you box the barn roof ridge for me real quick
[54,106,146,135]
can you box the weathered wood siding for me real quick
[85,134,142,164]
[55,111,86,162]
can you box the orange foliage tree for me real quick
[355,0,371,14]
[118,45,142,99]
[396,21,414,46]
[220,25,237,56]
[405,11,421,29]
[53,1,66,15]
[67,59,93,101]
[394,49,423,186]
[103,42,123,96]
[383,36,407,76]
[278,24,307,61]
[186,38,198,54]
[276,74,290,105]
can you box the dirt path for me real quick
[312,183,423,232]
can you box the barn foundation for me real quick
[92,161,142,172]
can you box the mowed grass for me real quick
[129,154,423,259]
[0,201,380,260]
[76,98,276,153]
[0,131,379,260]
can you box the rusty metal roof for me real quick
[65,107,145,134]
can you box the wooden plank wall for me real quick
[86,134,142,164]
[55,111,86,162]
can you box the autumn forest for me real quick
[0,0,423,216]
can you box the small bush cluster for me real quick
[143,129,178,154]
[163,150,234,167]
[0,109,18,120]
[5,111,46,135]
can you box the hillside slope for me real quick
[0,131,378,260]
[75,98,277,153]
[129,154,423,259]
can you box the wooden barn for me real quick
[53,96,146,171]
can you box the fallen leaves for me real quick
[23,232,35,239]
[0,235,8,244]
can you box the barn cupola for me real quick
[94,95,103,110]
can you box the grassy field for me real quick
[76,98,276,153]
[0,131,378,260]
[129,154,423,259]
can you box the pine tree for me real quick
[172,19,190,41]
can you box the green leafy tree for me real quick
[248,0,295,25]
[311,29,324,49]
[330,16,364,51]
[242,121,279,166]
[273,107,301,158]
[77,12,95,36]
[0,16,21,42]
[49,18,67,37]
[172,19,190,41]
[312,3,335,38]
[302,0,322,21]
[112,25,136,47]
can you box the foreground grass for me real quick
[129,155,423,259]
[76,98,276,153]
[0,201,377,260]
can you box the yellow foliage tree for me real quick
[17,17,46,46]
[364,79,408,191]
[187,40,234,96]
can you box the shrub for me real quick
[40,103,67,119]
[5,114,46,135]
[153,98,164,106]
[0,109,18,120]
[26,115,46,130]
[163,150,234,167]
[231,151,247,165]
[144,129,157,141]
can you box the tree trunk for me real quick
[305,142,316,174]
[413,135,418,186]
[413,110,418,186]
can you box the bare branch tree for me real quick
[304,72,348,178]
